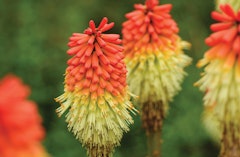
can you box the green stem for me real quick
[147,130,162,157]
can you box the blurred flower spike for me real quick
[0,75,49,157]
[122,0,191,132]
[55,17,137,157]
[196,4,240,157]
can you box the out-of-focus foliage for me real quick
[0,0,219,156]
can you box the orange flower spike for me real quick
[0,75,49,157]
[122,2,191,156]
[123,0,191,111]
[55,17,137,157]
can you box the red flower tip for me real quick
[65,17,127,97]
[84,17,115,35]
[122,0,178,56]
[145,0,159,10]
[89,20,96,33]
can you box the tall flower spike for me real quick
[195,4,240,157]
[0,74,49,157]
[216,0,240,11]
[122,0,191,156]
[55,17,137,157]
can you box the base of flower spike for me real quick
[141,100,164,157]
[87,144,113,157]
[196,59,240,157]
[142,100,164,134]
[219,120,240,157]
[126,41,192,115]
[55,90,136,156]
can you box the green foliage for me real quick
[0,0,219,156]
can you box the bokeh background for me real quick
[0,0,219,156]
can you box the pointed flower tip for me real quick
[98,17,114,32]
[98,17,108,30]
[89,20,96,32]
[83,17,114,36]
[219,4,236,17]
[145,0,159,9]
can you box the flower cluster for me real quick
[122,0,191,116]
[196,4,240,156]
[55,17,136,157]
[0,75,49,157]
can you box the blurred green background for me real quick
[0,0,219,156]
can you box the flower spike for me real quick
[0,75,49,157]
[196,4,240,157]
[122,0,191,129]
[122,0,191,156]
[55,17,137,157]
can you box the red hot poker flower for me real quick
[55,17,136,157]
[122,0,191,114]
[200,4,240,68]
[196,4,240,157]
[122,0,191,156]
[0,75,48,157]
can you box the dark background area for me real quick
[0,0,219,156]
